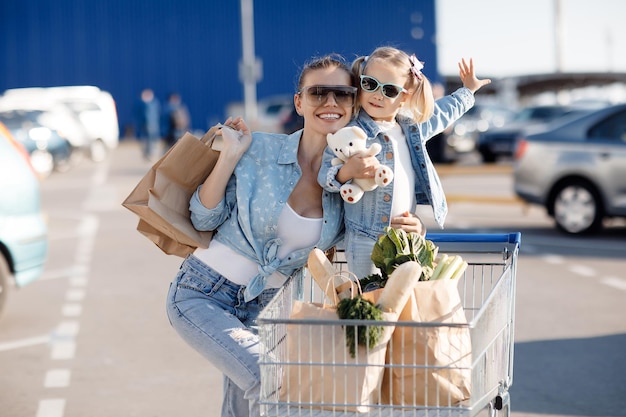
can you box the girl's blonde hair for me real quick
[352,46,434,123]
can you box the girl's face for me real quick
[360,60,410,122]
[294,66,355,139]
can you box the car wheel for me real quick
[54,142,74,173]
[90,139,109,162]
[550,180,603,235]
[0,255,11,319]
[480,149,497,163]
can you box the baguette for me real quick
[376,261,422,313]
[307,248,339,304]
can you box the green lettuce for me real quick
[370,227,436,281]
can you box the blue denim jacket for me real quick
[319,87,475,239]
[189,130,345,301]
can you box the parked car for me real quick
[513,103,626,235]
[477,105,589,163]
[39,86,120,160]
[428,102,516,163]
[281,105,304,134]
[0,85,119,162]
[225,95,295,133]
[0,109,72,177]
[0,122,48,317]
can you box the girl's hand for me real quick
[338,154,380,183]
[390,211,426,236]
[458,58,491,94]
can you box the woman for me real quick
[165,54,425,417]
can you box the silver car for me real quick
[513,103,626,235]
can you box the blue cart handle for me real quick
[425,232,521,245]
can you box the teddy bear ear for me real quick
[352,126,368,139]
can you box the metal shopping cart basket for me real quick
[258,233,520,417]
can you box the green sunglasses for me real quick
[360,75,407,99]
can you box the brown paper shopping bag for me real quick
[122,126,221,257]
[279,279,397,413]
[382,278,471,406]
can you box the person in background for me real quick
[162,92,191,150]
[319,46,491,279]
[165,54,426,417]
[135,88,161,160]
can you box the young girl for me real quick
[319,46,491,279]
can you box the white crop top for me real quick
[193,203,323,287]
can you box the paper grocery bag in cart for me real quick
[122,126,221,257]
[279,280,397,413]
[382,278,472,406]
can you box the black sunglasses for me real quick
[298,85,357,106]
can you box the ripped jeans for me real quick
[166,254,279,417]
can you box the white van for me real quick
[0,86,120,162]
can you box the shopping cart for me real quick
[258,233,520,417]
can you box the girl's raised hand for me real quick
[458,58,491,94]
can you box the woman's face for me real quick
[359,60,410,122]
[294,66,354,138]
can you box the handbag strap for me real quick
[200,124,222,145]
[324,271,362,307]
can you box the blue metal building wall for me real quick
[0,0,437,135]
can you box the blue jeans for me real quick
[166,255,279,417]
[344,230,380,280]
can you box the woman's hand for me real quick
[458,58,491,94]
[390,211,426,236]
[198,117,252,209]
[220,117,252,158]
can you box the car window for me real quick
[588,110,626,142]
[63,101,101,112]
[265,103,289,116]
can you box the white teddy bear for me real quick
[326,126,394,204]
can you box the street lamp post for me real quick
[239,0,262,121]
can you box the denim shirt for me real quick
[190,130,345,301]
[319,87,474,239]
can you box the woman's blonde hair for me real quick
[352,46,434,123]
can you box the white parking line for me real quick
[542,254,564,264]
[61,303,83,317]
[35,160,106,417]
[66,289,85,302]
[568,264,596,277]
[41,266,89,281]
[540,255,626,292]
[44,369,71,388]
[51,340,76,360]
[0,335,50,352]
[601,276,626,291]
[36,398,65,417]
[69,276,88,287]
[55,321,80,337]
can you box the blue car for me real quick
[0,122,48,317]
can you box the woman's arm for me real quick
[197,117,252,209]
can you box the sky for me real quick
[435,0,626,77]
